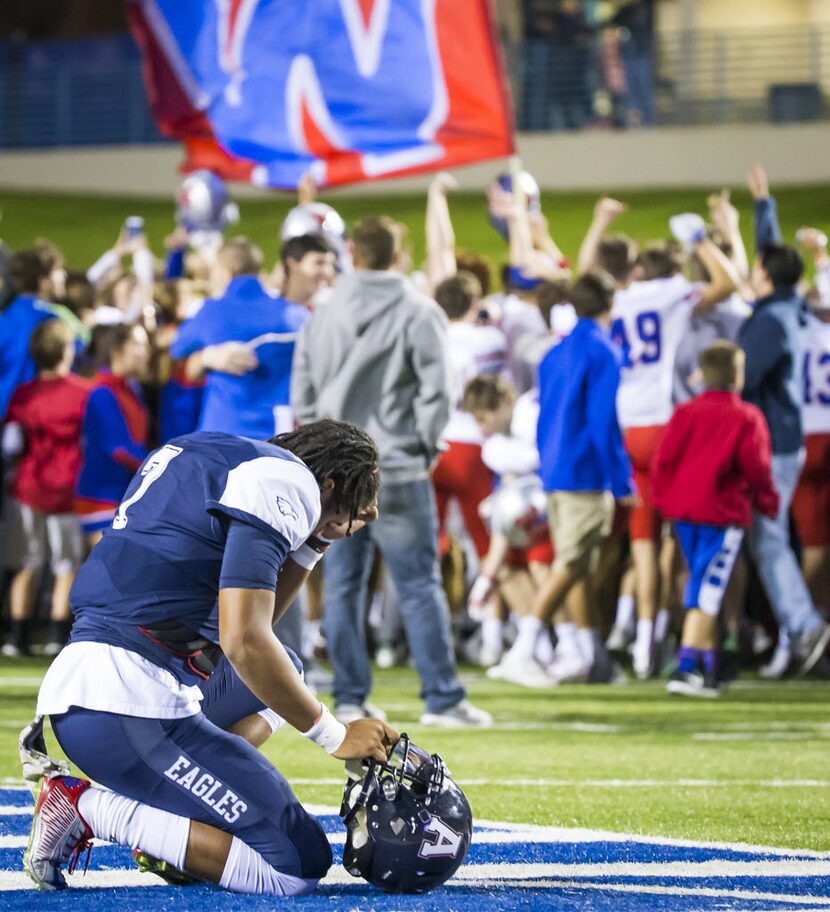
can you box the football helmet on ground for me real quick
[340,734,472,894]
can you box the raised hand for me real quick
[594,197,626,222]
[746,164,770,201]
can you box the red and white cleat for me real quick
[24,776,94,891]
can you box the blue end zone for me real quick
[2,790,829,912]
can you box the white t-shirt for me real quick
[481,389,540,478]
[441,321,508,444]
[803,313,830,435]
[612,274,703,428]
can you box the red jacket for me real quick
[6,374,93,514]
[651,390,779,528]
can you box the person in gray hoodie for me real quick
[291,216,492,728]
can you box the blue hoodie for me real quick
[537,318,633,498]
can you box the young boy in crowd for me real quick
[2,320,91,656]
[652,341,779,697]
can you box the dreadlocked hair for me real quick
[271,420,380,533]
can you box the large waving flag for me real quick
[127,0,515,189]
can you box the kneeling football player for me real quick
[23,420,398,895]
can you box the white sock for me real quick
[654,609,670,644]
[614,594,636,633]
[635,618,654,653]
[534,627,556,666]
[554,622,579,657]
[777,629,791,651]
[219,835,317,895]
[512,615,542,658]
[575,627,595,666]
[481,617,504,655]
[78,786,189,871]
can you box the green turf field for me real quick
[2,658,829,852]
[1,185,830,273]
[1,186,830,864]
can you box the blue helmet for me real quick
[340,734,472,894]
[176,170,239,234]
[488,170,541,240]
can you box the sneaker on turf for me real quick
[759,642,792,679]
[24,775,94,891]
[133,849,198,886]
[606,625,634,653]
[487,652,556,688]
[665,669,720,699]
[1,642,21,658]
[477,641,503,668]
[420,699,493,728]
[793,622,830,677]
[546,652,591,684]
[334,702,388,725]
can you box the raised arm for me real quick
[708,189,751,286]
[747,164,782,252]
[693,236,741,311]
[577,197,625,275]
[425,172,458,289]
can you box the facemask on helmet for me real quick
[488,170,542,241]
[340,734,472,894]
[280,202,350,272]
[176,170,239,235]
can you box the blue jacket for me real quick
[171,276,308,439]
[537,318,633,498]
[739,287,807,455]
[0,295,59,421]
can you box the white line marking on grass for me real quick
[472,817,830,859]
[486,879,830,907]
[0,837,26,848]
[290,776,830,788]
[0,870,162,891]
[0,678,41,688]
[694,732,829,742]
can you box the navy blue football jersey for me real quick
[69,432,320,678]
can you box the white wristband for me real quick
[301,703,347,754]
[290,535,332,571]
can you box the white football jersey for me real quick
[480,389,540,478]
[802,313,830,435]
[499,294,549,393]
[612,274,703,428]
[441,321,508,444]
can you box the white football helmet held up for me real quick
[280,202,350,272]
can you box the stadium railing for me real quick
[0,26,827,148]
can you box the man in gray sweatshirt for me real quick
[291,216,491,728]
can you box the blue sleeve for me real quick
[165,250,185,280]
[219,520,291,591]
[169,303,215,359]
[85,388,146,464]
[587,348,633,499]
[754,197,782,252]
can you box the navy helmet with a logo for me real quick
[340,734,472,894]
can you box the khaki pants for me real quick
[547,491,614,574]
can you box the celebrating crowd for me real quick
[1,162,828,715]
